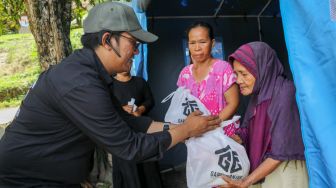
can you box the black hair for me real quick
[80,30,122,50]
[185,21,214,41]
[185,21,215,64]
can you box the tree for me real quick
[24,0,72,70]
[23,0,132,69]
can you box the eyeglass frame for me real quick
[119,34,141,52]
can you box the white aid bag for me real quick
[161,87,210,124]
[185,116,250,188]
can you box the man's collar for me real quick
[91,49,114,86]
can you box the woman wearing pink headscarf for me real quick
[220,42,308,188]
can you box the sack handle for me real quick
[161,91,176,103]
[220,115,241,128]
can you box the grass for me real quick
[0,28,83,109]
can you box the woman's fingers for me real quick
[230,134,243,144]
[221,176,234,183]
[220,176,242,187]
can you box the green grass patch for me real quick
[0,65,40,108]
[0,28,84,109]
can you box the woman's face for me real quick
[233,60,256,96]
[188,26,214,64]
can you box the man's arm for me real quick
[147,112,220,148]
[167,111,219,148]
[59,85,167,161]
[59,85,220,161]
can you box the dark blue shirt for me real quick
[112,76,154,113]
[0,48,171,187]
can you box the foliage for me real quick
[70,28,84,49]
[72,1,88,28]
[71,0,132,29]
[0,0,131,35]
[0,0,25,35]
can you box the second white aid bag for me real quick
[185,116,250,188]
[161,87,210,124]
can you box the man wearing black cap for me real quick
[0,2,220,187]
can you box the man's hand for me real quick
[183,110,221,138]
[167,110,221,148]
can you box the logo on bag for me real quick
[215,145,242,173]
[182,98,199,116]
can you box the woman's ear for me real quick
[211,39,215,48]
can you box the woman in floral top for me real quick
[177,21,240,140]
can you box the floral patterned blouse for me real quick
[177,59,237,136]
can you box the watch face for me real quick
[163,123,169,131]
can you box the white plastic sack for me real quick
[186,116,250,188]
[162,87,210,124]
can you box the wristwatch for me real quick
[163,122,170,131]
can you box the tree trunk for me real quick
[24,0,72,70]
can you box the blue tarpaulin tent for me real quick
[281,1,336,187]
[132,0,150,80]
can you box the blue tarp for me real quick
[132,0,149,80]
[280,1,336,187]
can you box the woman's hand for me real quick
[132,110,141,117]
[230,134,243,144]
[216,176,249,188]
[122,105,133,114]
[132,105,146,117]
[217,158,282,188]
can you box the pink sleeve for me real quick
[223,63,237,92]
[177,66,188,87]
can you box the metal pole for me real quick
[257,0,273,41]
[214,0,225,17]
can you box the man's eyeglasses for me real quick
[119,34,141,51]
